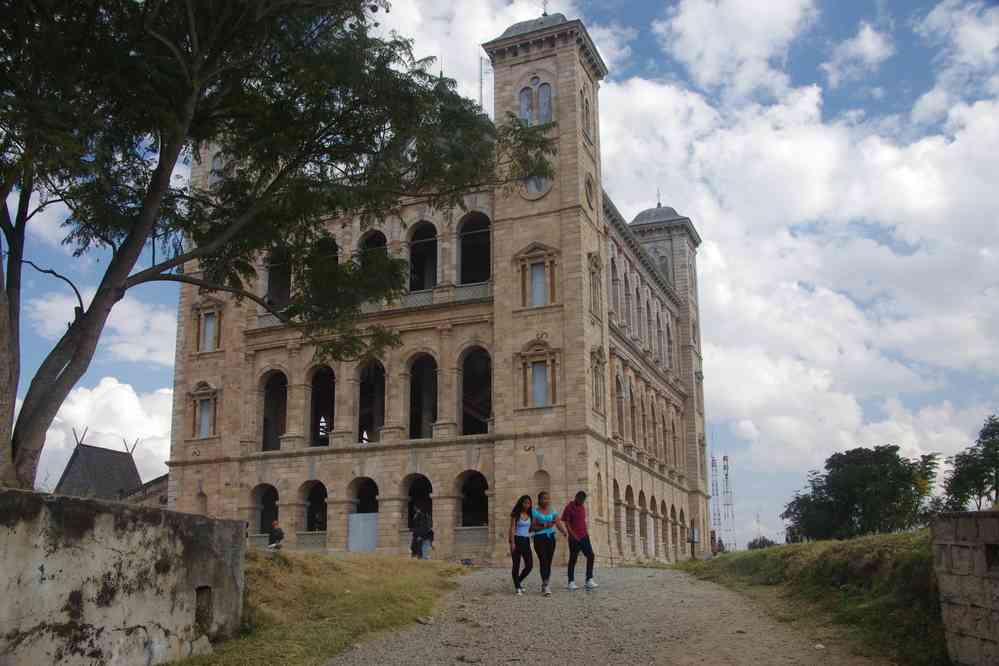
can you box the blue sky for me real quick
[18,0,999,547]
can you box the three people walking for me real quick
[508,489,597,595]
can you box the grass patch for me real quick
[180,550,462,666]
[677,531,949,666]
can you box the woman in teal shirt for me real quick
[532,491,567,596]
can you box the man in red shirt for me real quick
[562,491,597,590]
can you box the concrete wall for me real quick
[0,489,244,665]
[932,511,999,665]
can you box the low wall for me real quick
[0,489,244,665]
[932,511,999,665]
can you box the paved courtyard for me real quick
[328,566,892,665]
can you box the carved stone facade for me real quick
[167,13,711,562]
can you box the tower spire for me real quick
[656,186,662,208]
[542,0,549,17]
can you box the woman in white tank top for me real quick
[508,495,534,594]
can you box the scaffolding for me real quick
[722,455,737,550]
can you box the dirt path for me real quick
[327,566,892,665]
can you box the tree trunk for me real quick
[0,289,17,487]
[10,130,190,488]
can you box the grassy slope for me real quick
[181,551,462,666]
[677,531,949,666]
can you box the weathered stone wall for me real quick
[0,489,244,665]
[932,511,999,665]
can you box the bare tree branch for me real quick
[128,271,292,324]
[20,258,85,312]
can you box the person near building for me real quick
[562,491,598,590]
[411,503,433,559]
[267,520,284,550]
[532,491,567,596]
[508,494,534,594]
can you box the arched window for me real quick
[457,213,491,284]
[610,259,620,316]
[629,383,637,442]
[262,372,287,451]
[538,83,552,124]
[409,354,438,439]
[584,98,591,135]
[640,398,647,449]
[635,287,643,339]
[265,248,291,310]
[672,420,679,467]
[209,153,224,187]
[310,367,335,446]
[253,484,279,534]
[405,474,433,528]
[359,230,387,268]
[667,320,674,369]
[613,481,623,554]
[457,471,489,527]
[614,377,625,437]
[409,222,437,291]
[358,360,386,443]
[461,347,491,435]
[624,275,632,331]
[352,477,379,514]
[519,87,534,124]
[302,481,328,532]
[596,471,605,518]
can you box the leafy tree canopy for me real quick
[943,415,999,511]
[0,0,554,488]
[781,445,939,541]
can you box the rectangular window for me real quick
[530,263,547,306]
[531,361,548,407]
[200,312,217,352]
[197,398,214,438]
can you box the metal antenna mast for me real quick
[710,456,722,548]
[722,455,737,550]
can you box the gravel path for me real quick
[328,566,892,666]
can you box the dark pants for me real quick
[568,535,595,582]
[511,536,533,588]
[533,533,556,583]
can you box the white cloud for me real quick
[35,377,172,490]
[821,22,895,88]
[4,190,71,249]
[652,0,818,98]
[913,0,999,123]
[588,23,639,71]
[27,289,177,367]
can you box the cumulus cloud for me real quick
[821,22,895,88]
[652,0,818,98]
[27,289,177,366]
[35,377,172,490]
[913,0,999,123]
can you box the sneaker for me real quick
[585,578,598,589]
[567,581,579,591]
[516,587,524,596]
[544,584,552,596]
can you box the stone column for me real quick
[328,498,357,552]
[378,496,406,554]
[379,353,405,443]
[332,374,357,447]
[434,325,458,438]
[433,494,459,558]
[279,501,307,540]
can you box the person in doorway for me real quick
[508,495,534,594]
[267,520,284,550]
[562,491,598,590]
[411,503,433,560]
[532,491,567,596]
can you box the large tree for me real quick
[0,0,554,488]
[781,445,939,541]
[943,415,999,511]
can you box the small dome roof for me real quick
[499,13,568,39]
[631,203,684,225]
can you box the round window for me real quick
[530,76,541,86]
